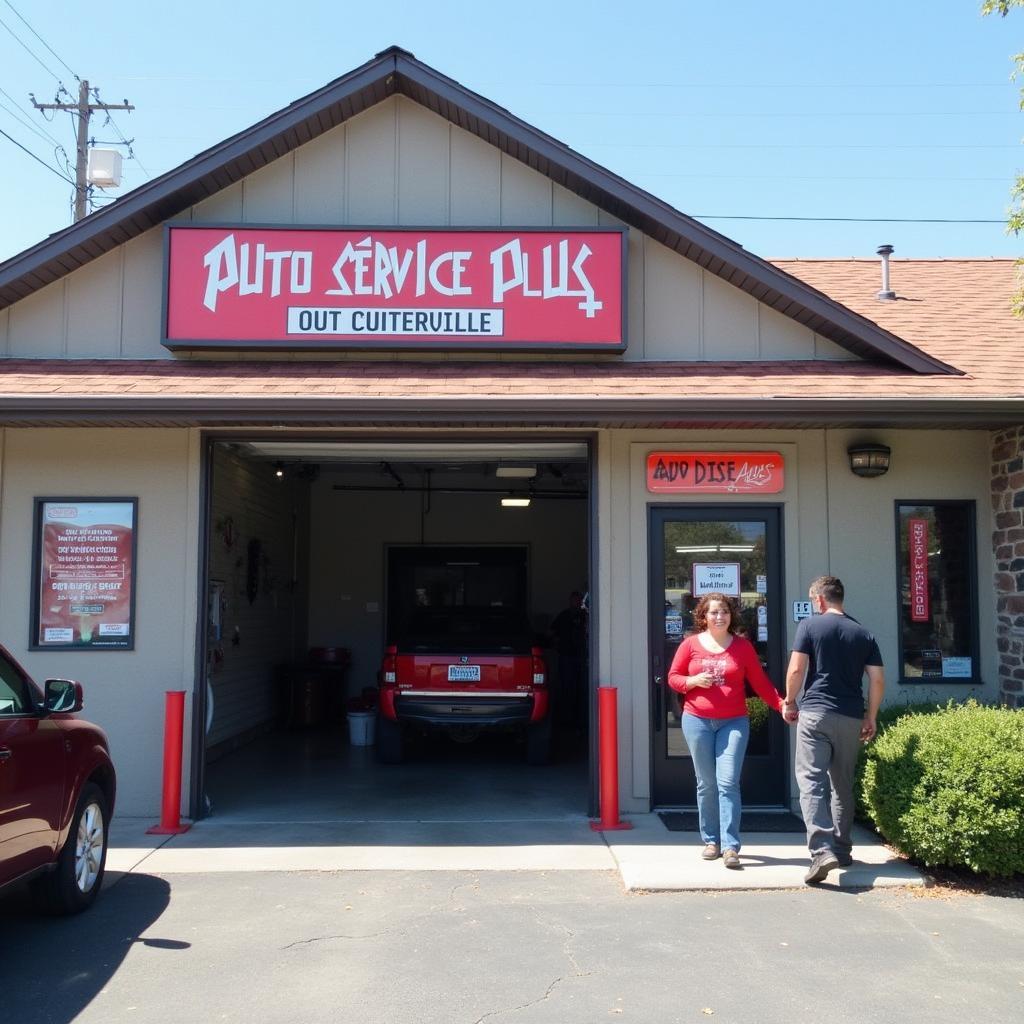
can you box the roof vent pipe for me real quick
[876,244,896,301]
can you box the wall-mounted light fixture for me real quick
[500,497,531,508]
[848,443,891,478]
[274,461,285,479]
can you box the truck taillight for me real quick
[382,646,397,685]
[531,647,546,686]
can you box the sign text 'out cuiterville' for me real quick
[163,226,626,351]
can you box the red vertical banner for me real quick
[909,517,930,623]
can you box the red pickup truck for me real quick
[0,644,116,913]
[378,606,551,764]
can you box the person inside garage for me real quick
[550,590,588,728]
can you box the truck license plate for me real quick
[448,665,481,682]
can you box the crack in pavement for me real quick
[280,930,397,949]
[468,912,593,1023]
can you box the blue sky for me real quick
[1,0,1022,263]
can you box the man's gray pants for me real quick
[794,709,863,858]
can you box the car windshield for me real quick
[399,606,532,654]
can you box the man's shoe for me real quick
[722,849,741,869]
[701,843,721,860]
[804,851,839,884]
[836,853,853,867]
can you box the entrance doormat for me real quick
[658,811,806,833]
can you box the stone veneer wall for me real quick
[992,426,1024,708]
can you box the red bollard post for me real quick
[589,686,633,831]
[146,690,191,835]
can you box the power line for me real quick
[0,13,62,84]
[0,124,73,184]
[0,88,63,149]
[693,214,1006,224]
[1,1,78,81]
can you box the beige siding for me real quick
[8,278,66,356]
[0,427,200,817]
[450,127,500,224]
[760,305,815,359]
[65,248,123,357]
[499,152,553,225]
[0,307,9,355]
[5,96,849,365]
[294,125,346,223]
[702,272,759,360]
[121,228,165,357]
[397,97,449,224]
[346,100,397,224]
[642,237,701,360]
[242,154,296,223]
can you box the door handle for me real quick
[0,747,11,762]
[653,675,663,730]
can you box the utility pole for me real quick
[32,80,135,221]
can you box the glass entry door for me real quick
[649,505,787,806]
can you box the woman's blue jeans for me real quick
[680,713,750,852]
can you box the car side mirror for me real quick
[43,678,83,714]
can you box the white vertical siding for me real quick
[294,125,346,223]
[65,248,123,357]
[450,127,500,224]
[397,97,450,224]
[346,99,397,224]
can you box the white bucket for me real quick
[347,710,376,746]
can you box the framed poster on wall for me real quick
[31,498,138,650]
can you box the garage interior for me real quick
[198,439,592,822]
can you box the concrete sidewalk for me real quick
[106,813,928,891]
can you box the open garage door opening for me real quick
[195,438,593,823]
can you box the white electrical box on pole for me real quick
[33,81,135,221]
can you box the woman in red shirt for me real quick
[667,592,785,869]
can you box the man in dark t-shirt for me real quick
[784,575,885,885]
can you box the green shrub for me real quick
[745,697,770,733]
[861,701,1024,876]
[855,702,943,822]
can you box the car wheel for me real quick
[376,716,405,764]
[32,782,109,915]
[526,716,553,765]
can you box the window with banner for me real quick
[895,500,978,683]
[30,498,138,651]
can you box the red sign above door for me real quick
[163,225,626,351]
[646,452,785,494]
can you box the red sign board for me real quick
[163,226,626,351]
[33,499,137,649]
[646,452,785,494]
[909,517,930,623]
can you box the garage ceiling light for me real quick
[495,464,537,478]
[500,497,531,508]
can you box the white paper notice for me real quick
[756,575,767,594]
[692,563,741,597]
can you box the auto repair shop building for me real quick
[0,47,1019,820]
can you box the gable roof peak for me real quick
[0,47,956,375]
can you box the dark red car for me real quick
[0,644,116,913]
[378,606,551,764]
